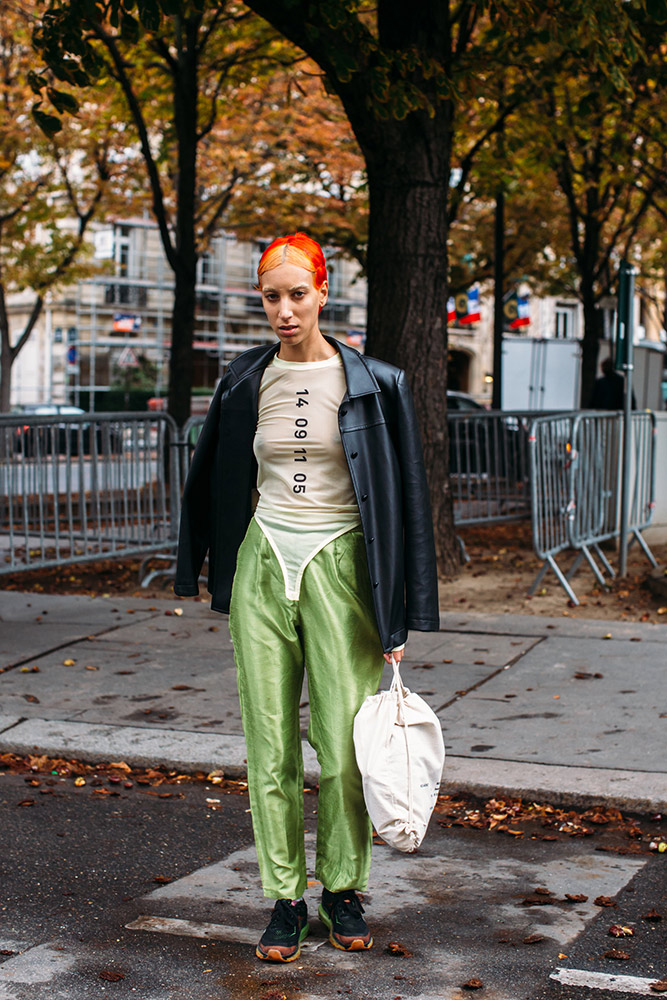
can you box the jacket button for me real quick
[361,494,368,502]
[369,536,375,543]
[351,451,358,459]
[373,580,379,588]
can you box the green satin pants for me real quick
[229,518,385,900]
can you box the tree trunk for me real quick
[580,274,602,407]
[0,291,44,412]
[168,259,197,428]
[167,17,199,430]
[0,335,12,413]
[357,112,458,577]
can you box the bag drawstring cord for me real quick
[391,655,418,839]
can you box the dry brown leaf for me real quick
[595,895,617,907]
[386,941,413,957]
[604,949,631,960]
[462,979,484,990]
[609,925,634,937]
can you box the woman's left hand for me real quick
[384,648,404,664]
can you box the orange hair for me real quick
[257,232,327,290]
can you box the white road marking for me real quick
[126,914,327,951]
[551,968,664,994]
[0,943,77,985]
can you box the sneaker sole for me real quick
[318,904,373,952]
[256,923,309,963]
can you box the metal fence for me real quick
[529,410,657,604]
[178,411,535,529]
[0,408,657,601]
[0,412,180,575]
[448,411,533,528]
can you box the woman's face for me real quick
[259,262,328,356]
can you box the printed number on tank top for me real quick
[293,390,308,493]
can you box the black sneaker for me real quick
[256,898,309,962]
[318,888,373,951]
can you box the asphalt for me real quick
[0,589,665,814]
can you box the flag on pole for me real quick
[455,288,481,325]
[503,291,531,331]
[447,297,456,324]
[113,313,142,333]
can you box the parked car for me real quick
[12,404,123,455]
[446,391,488,412]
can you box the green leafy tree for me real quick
[0,5,116,411]
[527,58,667,403]
[33,0,665,571]
[33,1,368,428]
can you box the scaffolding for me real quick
[67,222,367,408]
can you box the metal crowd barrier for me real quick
[448,411,532,527]
[1,407,656,603]
[529,410,657,604]
[0,412,180,575]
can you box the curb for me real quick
[1,717,665,815]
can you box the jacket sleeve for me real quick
[173,375,229,596]
[395,370,440,630]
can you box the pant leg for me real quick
[229,519,307,900]
[298,528,385,892]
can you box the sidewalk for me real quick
[1,590,665,813]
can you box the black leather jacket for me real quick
[174,337,440,651]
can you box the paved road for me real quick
[0,768,665,1000]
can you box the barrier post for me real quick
[616,260,637,577]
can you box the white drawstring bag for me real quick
[353,656,445,852]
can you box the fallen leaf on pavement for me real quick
[386,942,413,957]
[583,811,610,824]
[153,875,171,884]
[462,979,484,990]
[565,894,588,903]
[523,934,545,944]
[609,925,634,937]
[99,970,125,981]
[604,949,631,960]
[650,981,667,993]
[595,895,617,907]
[643,909,663,922]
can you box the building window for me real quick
[555,302,578,339]
[198,251,217,287]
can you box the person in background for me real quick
[590,356,636,409]
[174,233,439,963]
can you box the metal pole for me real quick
[492,186,504,410]
[618,260,637,577]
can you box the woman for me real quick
[175,233,439,962]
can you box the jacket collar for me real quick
[227,336,380,398]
